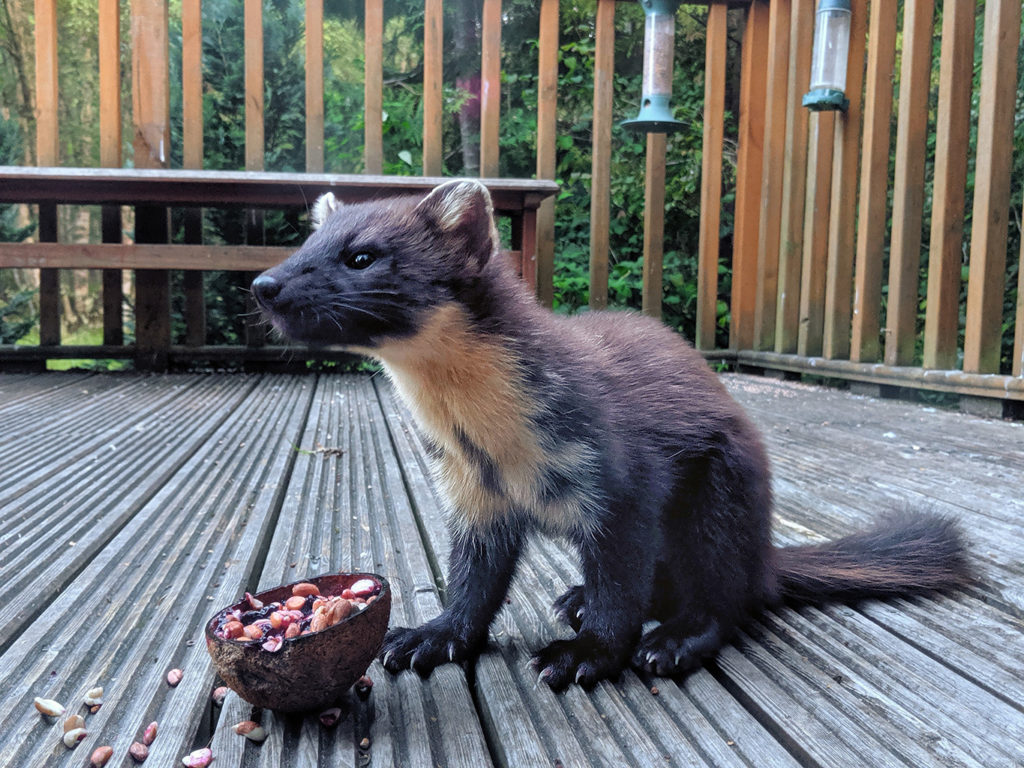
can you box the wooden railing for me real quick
[694,0,1024,411]
[2,0,1023,409]
[0,168,556,368]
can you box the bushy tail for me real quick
[774,511,973,603]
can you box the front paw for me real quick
[378,619,476,678]
[551,585,585,632]
[530,635,627,691]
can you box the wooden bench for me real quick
[0,167,558,369]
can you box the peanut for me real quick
[63,727,88,748]
[181,747,213,767]
[33,697,65,717]
[319,707,341,727]
[129,742,149,762]
[213,578,383,648]
[90,746,114,767]
[84,686,104,706]
[167,668,183,687]
[291,582,320,597]
[233,720,268,743]
[284,595,306,611]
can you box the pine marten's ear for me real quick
[416,180,498,268]
[311,192,343,230]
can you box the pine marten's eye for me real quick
[344,251,376,270]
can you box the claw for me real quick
[537,667,553,686]
[382,650,393,669]
[448,642,457,662]
[574,666,587,685]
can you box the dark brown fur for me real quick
[252,180,972,689]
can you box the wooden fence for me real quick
[715,0,1023,407]
[3,0,1024,405]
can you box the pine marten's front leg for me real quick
[379,520,523,676]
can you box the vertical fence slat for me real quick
[773,0,813,354]
[797,110,835,357]
[34,0,60,349]
[850,0,897,362]
[182,0,205,347]
[244,0,266,349]
[182,0,203,170]
[535,0,558,307]
[589,0,616,312]
[963,0,1021,375]
[642,133,667,320]
[34,0,58,165]
[696,2,728,350]
[753,0,790,351]
[884,0,934,367]
[422,0,443,175]
[99,0,121,170]
[99,0,124,346]
[730,0,770,350]
[244,0,264,173]
[131,0,171,370]
[480,0,502,178]
[821,0,865,360]
[306,0,325,173]
[131,0,171,166]
[1015,224,1024,377]
[922,0,974,371]
[363,0,383,174]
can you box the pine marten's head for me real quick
[252,180,499,348]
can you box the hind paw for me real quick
[531,635,627,691]
[632,622,721,677]
[551,585,585,632]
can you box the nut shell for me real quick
[205,573,390,712]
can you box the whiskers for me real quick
[322,287,408,329]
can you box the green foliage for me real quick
[495,0,733,345]
[0,112,32,243]
[0,287,34,343]
[0,112,36,344]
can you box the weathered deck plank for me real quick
[211,374,491,768]
[0,374,315,766]
[1,371,1022,768]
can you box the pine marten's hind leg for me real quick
[532,501,657,690]
[632,444,772,677]
[633,617,724,676]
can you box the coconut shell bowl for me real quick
[205,572,391,712]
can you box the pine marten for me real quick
[252,180,971,690]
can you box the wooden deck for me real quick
[1,371,1022,768]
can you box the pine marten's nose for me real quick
[252,274,282,304]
